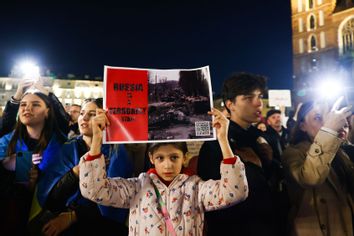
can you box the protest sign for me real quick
[104,66,215,143]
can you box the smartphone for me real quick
[15,151,33,182]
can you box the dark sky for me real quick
[0,1,293,94]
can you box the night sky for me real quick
[0,1,293,94]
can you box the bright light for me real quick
[74,87,82,98]
[19,61,40,80]
[315,76,343,100]
[5,83,12,91]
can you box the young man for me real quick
[197,72,282,236]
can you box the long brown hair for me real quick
[7,92,56,156]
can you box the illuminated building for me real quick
[291,0,354,103]
[0,75,103,110]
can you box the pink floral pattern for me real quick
[79,155,248,235]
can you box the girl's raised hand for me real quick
[91,108,110,137]
[89,108,110,156]
[208,108,229,141]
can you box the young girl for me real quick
[79,108,248,235]
[0,89,66,235]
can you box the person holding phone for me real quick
[0,78,70,138]
[281,97,354,235]
[0,88,66,235]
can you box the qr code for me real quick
[195,121,211,136]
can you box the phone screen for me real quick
[15,151,32,182]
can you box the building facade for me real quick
[0,76,103,110]
[291,0,354,103]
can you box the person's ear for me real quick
[148,152,154,165]
[225,99,234,112]
[45,108,49,119]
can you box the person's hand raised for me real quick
[209,108,234,159]
[33,78,49,96]
[323,96,352,132]
[209,108,229,141]
[91,108,110,138]
[89,108,110,156]
[14,79,34,100]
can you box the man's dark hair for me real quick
[221,72,267,106]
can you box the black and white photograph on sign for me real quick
[148,66,214,141]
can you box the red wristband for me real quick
[85,153,102,161]
[223,156,237,164]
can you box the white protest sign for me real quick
[268,90,292,107]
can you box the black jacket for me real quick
[263,125,289,162]
[197,120,280,236]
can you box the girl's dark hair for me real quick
[82,98,103,109]
[148,142,188,155]
[290,101,314,145]
[7,92,57,156]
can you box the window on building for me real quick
[309,15,316,30]
[309,0,314,9]
[309,35,317,51]
[342,18,354,54]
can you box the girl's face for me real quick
[19,93,49,127]
[300,106,323,140]
[149,144,186,182]
[78,102,98,136]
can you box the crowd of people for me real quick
[0,73,353,236]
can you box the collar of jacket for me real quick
[267,125,287,137]
[228,119,262,149]
[147,167,192,187]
